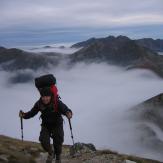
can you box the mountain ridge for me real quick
[71,36,163,52]
[1,35,163,82]
[70,36,163,77]
[0,46,63,71]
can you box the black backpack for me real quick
[35,74,56,90]
[35,74,59,112]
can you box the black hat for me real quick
[40,87,52,97]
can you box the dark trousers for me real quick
[39,125,64,157]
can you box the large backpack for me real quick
[35,74,59,112]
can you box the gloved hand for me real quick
[19,110,25,118]
[66,111,73,119]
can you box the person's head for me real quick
[40,87,53,105]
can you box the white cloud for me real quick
[1,63,163,161]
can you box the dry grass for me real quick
[0,135,43,163]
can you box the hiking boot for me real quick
[46,154,53,163]
[55,154,61,163]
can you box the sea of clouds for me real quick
[14,43,80,54]
[1,62,163,161]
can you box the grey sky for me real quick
[1,0,163,28]
[0,0,163,46]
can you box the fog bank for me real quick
[1,63,163,161]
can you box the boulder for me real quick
[70,142,96,156]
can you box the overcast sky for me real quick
[0,0,163,46]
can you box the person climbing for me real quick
[19,82,73,163]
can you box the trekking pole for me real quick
[68,118,75,146]
[68,118,78,157]
[19,110,24,142]
[19,110,25,153]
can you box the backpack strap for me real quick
[50,85,59,112]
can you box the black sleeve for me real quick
[23,101,40,119]
[58,99,72,116]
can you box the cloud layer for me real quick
[1,0,163,29]
[1,63,163,161]
[1,0,163,46]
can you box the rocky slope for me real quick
[136,38,163,52]
[0,135,162,163]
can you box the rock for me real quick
[70,142,96,156]
[35,152,47,163]
[0,154,9,162]
[125,160,137,163]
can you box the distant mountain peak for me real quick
[70,35,163,77]
[72,35,163,52]
[72,35,131,48]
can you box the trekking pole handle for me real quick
[19,110,23,128]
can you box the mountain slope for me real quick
[0,135,162,163]
[0,135,43,163]
[70,36,147,64]
[0,47,63,71]
[136,38,163,52]
[131,93,163,133]
[128,93,163,160]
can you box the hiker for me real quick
[19,86,73,163]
